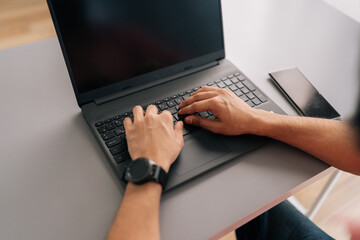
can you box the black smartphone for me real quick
[269,68,341,119]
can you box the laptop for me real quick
[47,0,286,191]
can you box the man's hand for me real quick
[124,105,184,172]
[179,86,265,135]
[107,106,183,240]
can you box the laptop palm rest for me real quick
[172,131,231,176]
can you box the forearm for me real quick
[252,110,360,175]
[107,182,162,240]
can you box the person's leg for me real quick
[235,200,334,240]
[234,210,268,240]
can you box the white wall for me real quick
[322,0,360,23]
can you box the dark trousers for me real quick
[235,201,334,240]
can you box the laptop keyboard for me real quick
[94,73,268,165]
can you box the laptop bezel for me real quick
[46,0,225,107]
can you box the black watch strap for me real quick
[152,165,168,190]
[123,158,168,190]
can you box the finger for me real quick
[178,99,214,115]
[145,104,158,116]
[132,105,144,122]
[192,86,219,96]
[174,121,184,147]
[185,115,222,133]
[160,110,173,124]
[123,117,133,131]
[179,91,218,109]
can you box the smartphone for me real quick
[269,68,341,119]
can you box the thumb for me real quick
[185,115,222,133]
[174,121,184,146]
[123,117,133,132]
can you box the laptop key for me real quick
[110,143,127,155]
[243,80,256,91]
[122,112,131,117]
[104,118,113,123]
[182,94,191,100]
[168,107,177,115]
[115,120,123,127]
[237,75,246,81]
[217,82,226,88]
[178,92,185,96]
[174,98,183,105]
[234,89,243,97]
[106,122,116,130]
[115,127,125,135]
[97,126,107,134]
[114,152,130,164]
[236,82,245,89]
[224,79,232,86]
[101,131,115,141]
[159,103,168,111]
[113,115,122,120]
[231,78,239,84]
[164,97,171,102]
[167,100,176,108]
[246,92,256,99]
[110,145,121,156]
[186,89,193,94]
[229,84,237,92]
[95,122,104,127]
[240,95,249,102]
[120,134,126,142]
[173,114,179,121]
[241,87,250,94]
[252,98,261,105]
[106,137,121,148]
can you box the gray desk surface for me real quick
[0,0,359,239]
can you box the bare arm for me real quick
[107,105,184,240]
[107,183,162,240]
[254,111,360,175]
[179,87,360,175]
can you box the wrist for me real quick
[126,181,162,194]
[248,109,281,136]
[123,182,162,208]
[132,155,171,173]
[153,159,171,173]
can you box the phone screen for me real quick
[269,68,340,119]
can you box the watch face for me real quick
[128,158,152,183]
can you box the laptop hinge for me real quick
[95,61,219,105]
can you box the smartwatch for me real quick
[123,158,168,190]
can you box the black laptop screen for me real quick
[50,0,224,94]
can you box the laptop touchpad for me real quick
[174,131,231,176]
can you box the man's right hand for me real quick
[178,86,268,136]
[124,105,184,173]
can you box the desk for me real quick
[0,0,359,239]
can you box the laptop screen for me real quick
[49,0,224,99]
